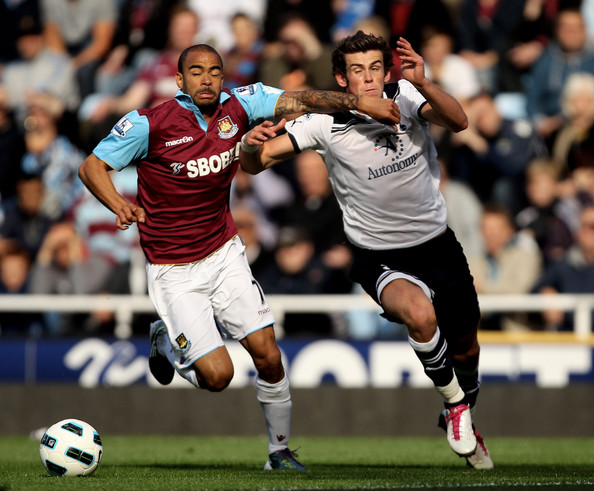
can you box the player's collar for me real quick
[174,89,231,114]
[175,89,231,130]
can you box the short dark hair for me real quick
[177,44,222,73]
[483,203,516,229]
[332,30,394,77]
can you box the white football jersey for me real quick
[285,80,448,250]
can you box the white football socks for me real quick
[436,376,466,405]
[256,375,292,454]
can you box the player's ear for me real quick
[175,72,183,89]
[335,73,348,88]
[384,70,391,83]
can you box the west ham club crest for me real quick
[217,116,238,139]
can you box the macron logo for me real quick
[165,136,194,147]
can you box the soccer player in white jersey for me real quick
[239,32,493,469]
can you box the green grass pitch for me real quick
[1,435,593,490]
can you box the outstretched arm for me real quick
[276,90,400,125]
[396,37,468,132]
[239,119,297,175]
[78,154,146,230]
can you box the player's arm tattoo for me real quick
[275,90,359,116]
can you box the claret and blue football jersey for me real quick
[93,84,282,264]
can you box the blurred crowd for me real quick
[1,0,594,338]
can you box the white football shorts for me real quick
[146,235,275,369]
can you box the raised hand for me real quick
[396,37,428,89]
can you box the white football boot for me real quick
[438,409,494,469]
[465,426,494,469]
[444,403,477,456]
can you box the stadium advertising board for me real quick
[0,338,592,387]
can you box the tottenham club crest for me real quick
[374,133,404,161]
[217,116,238,139]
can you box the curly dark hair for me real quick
[332,30,394,77]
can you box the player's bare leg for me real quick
[192,346,234,391]
[149,319,233,391]
[381,279,476,456]
[241,326,305,471]
[241,325,284,383]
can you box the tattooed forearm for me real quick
[275,90,359,116]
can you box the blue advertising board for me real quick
[1,337,593,387]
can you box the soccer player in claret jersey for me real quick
[78,43,400,471]
[239,32,494,469]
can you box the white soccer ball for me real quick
[39,418,103,477]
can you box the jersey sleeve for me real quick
[397,80,427,121]
[284,113,333,154]
[92,111,149,171]
[231,83,284,124]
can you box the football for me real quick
[39,419,103,477]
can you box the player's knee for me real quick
[404,303,437,333]
[252,346,282,372]
[204,374,232,392]
[199,367,234,392]
[253,353,284,384]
